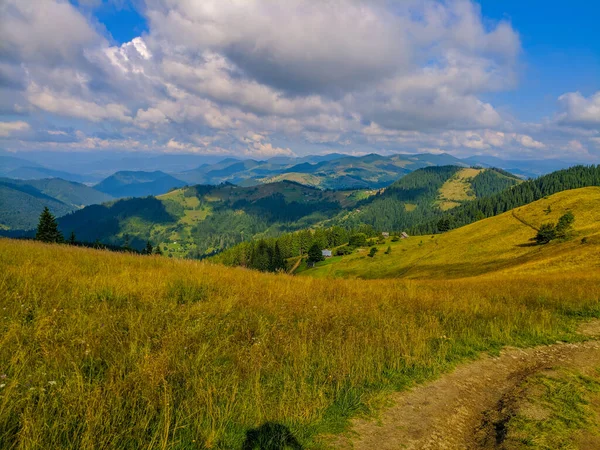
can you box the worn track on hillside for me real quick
[334,320,600,449]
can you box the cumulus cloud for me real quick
[557,91,600,127]
[10,0,591,160]
[0,121,30,137]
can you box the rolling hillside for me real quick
[0,178,113,230]
[299,187,600,279]
[56,181,372,255]
[94,170,187,198]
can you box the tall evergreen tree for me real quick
[144,241,153,255]
[68,231,76,245]
[35,207,63,243]
[307,243,324,263]
[271,242,286,272]
[154,244,163,256]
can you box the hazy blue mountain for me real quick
[95,171,187,198]
[0,155,43,176]
[462,155,584,178]
[5,166,90,183]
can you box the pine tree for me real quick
[154,244,163,256]
[385,245,392,254]
[307,243,324,263]
[35,207,63,243]
[271,242,286,272]
[68,231,76,245]
[144,241,153,255]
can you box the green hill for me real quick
[56,181,371,256]
[299,187,600,279]
[0,178,112,231]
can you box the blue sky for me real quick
[1,0,599,160]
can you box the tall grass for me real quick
[1,239,599,448]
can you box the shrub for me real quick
[368,247,378,258]
[535,223,556,245]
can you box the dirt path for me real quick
[335,320,600,449]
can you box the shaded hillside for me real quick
[300,187,600,279]
[0,181,72,230]
[0,178,112,230]
[95,170,186,198]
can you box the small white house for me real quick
[382,232,390,238]
[401,232,409,239]
[322,249,332,258]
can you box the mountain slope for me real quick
[0,181,72,230]
[0,178,112,230]
[95,170,187,198]
[339,166,521,232]
[300,187,600,279]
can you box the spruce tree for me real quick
[35,207,63,243]
[154,244,163,255]
[307,243,324,263]
[144,241,153,255]
[68,231,76,245]
[271,242,286,272]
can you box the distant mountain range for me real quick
[2,150,593,190]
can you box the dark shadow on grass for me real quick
[241,422,303,450]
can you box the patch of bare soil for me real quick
[334,320,600,449]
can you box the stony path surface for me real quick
[334,320,600,450]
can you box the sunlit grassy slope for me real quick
[2,236,600,448]
[301,187,600,280]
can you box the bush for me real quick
[368,247,378,258]
[348,233,367,247]
[535,223,556,245]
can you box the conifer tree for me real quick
[154,244,163,255]
[307,243,324,263]
[68,231,76,245]
[35,207,63,243]
[271,242,286,272]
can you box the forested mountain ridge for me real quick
[336,166,521,232]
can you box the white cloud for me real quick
[557,91,600,127]
[0,121,30,137]
[27,84,132,123]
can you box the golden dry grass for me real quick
[304,187,600,280]
[1,234,600,448]
[436,167,482,210]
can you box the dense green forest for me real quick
[414,165,600,234]
[213,224,380,271]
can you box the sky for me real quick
[0,0,599,161]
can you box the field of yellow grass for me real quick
[302,187,600,280]
[1,229,600,448]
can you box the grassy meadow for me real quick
[1,237,600,448]
[300,187,600,279]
